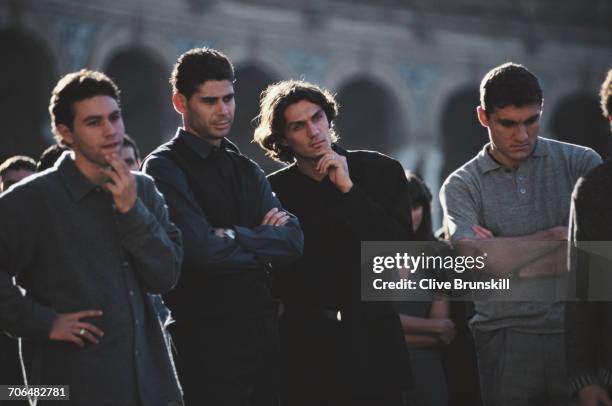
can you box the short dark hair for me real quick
[170,48,235,100]
[0,155,36,178]
[37,144,70,172]
[254,80,339,163]
[480,62,543,116]
[600,69,612,119]
[122,133,141,162]
[49,69,120,143]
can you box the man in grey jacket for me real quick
[0,70,183,406]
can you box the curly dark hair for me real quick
[254,80,339,163]
[600,69,612,119]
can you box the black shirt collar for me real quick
[332,143,348,156]
[176,128,240,159]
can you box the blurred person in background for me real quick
[0,155,36,401]
[0,155,36,192]
[121,133,141,171]
[37,143,69,172]
[396,171,454,406]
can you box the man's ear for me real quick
[57,124,74,146]
[476,106,489,128]
[172,93,187,115]
[279,137,288,147]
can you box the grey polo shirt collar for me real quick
[55,151,99,202]
[176,128,240,159]
[477,137,549,174]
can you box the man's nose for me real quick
[103,119,115,135]
[216,101,229,115]
[307,122,319,137]
[515,124,529,141]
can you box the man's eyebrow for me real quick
[523,113,541,123]
[286,107,324,128]
[496,113,541,125]
[83,114,103,122]
[200,92,234,100]
[496,118,517,125]
[83,109,121,121]
[286,119,305,128]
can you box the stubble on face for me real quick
[282,100,333,163]
[182,80,235,145]
[63,96,125,181]
[484,103,542,168]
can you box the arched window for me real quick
[335,77,404,157]
[440,87,485,182]
[105,47,176,157]
[0,29,56,163]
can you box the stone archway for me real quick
[334,76,404,157]
[0,28,57,163]
[104,47,176,158]
[232,64,281,174]
[550,93,611,160]
[440,87,486,182]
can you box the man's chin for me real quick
[309,152,328,162]
[515,148,535,160]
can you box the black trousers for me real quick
[171,314,280,406]
[279,311,405,406]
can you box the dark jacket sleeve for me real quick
[0,188,57,340]
[566,173,604,394]
[336,155,413,241]
[115,175,183,294]
[143,154,303,271]
[233,166,304,264]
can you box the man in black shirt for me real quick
[142,48,303,405]
[254,80,413,406]
[566,68,612,406]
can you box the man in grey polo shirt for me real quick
[440,62,601,406]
